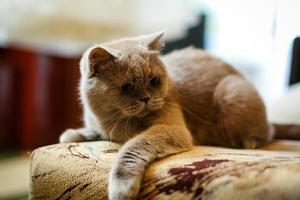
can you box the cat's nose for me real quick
[140,96,150,103]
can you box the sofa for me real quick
[29,83,300,200]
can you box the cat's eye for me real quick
[150,76,161,87]
[120,82,134,94]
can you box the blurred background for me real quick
[0,0,300,199]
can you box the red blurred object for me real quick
[0,45,82,150]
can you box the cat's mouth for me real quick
[136,109,151,117]
[120,100,164,118]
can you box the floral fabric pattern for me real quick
[30,140,300,200]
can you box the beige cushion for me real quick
[268,83,300,124]
[30,140,300,200]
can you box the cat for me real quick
[59,32,300,200]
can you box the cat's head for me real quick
[81,32,169,118]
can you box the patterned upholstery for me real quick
[29,140,300,200]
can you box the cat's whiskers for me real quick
[105,111,126,142]
[165,102,215,126]
[105,116,120,141]
[124,118,131,140]
[122,102,144,117]
[105,100,137,141]
[109,111,123,120]
[106,111,124,127]
[108,114,126,142]
[124,119,128,139]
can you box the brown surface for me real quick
[0,45,82,150]
[0,47,19,149]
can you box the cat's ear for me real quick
[88,47,115,74]
[89,47,115,65]
[143,31,165,51]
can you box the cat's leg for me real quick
[59,128,100,143]
[213,75,270,149]
[109,124,193,200]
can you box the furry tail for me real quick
[271,123,300,140]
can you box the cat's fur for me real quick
[59,32,300,200]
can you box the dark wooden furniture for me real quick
[289,37,300,85]
[163,14,206,54]
[0,46,82,150]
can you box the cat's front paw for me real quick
[108,174,141,200]
[59,129,87,143]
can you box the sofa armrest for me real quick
[29,141,300,200]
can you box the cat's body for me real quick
[61,47,269,148]
[59,32,300,200]
[163,48,269,148]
